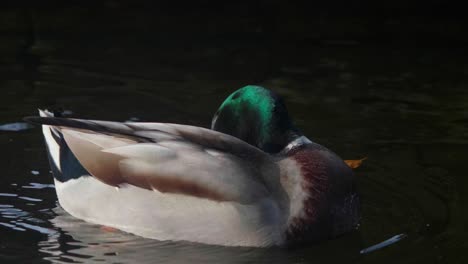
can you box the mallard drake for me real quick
[26,85,360,247]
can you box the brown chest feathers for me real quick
[282,143,360,245]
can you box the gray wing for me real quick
[27,115,273,204]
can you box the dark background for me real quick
[2,0,468,115]
[3,1,468,44]
[2,0,467,122]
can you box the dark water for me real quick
[1,5,468,264]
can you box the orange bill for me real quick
[344,157,367,169]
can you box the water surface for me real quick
[1,6,467,264]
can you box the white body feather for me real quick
[54,177,284,247]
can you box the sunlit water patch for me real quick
[0,122,34,132]
[0,181,57,236]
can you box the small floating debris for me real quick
[0,122,34,132]
[360,233,407,254]
[31,170,40,176]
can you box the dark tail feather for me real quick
[33,109,90,182]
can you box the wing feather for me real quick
[27,116,273,203]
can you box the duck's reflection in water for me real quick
[39,206,362,264]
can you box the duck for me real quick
[25,85,360,247]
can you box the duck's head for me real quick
[212,85,301,153]
[213,85,360,243]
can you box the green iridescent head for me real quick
[211,85,300,153]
